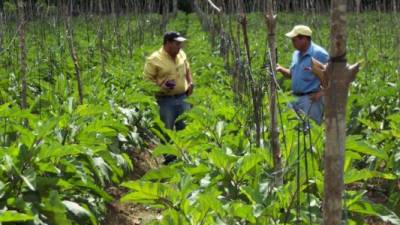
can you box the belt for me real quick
[293,91,319,96]
[156,93,186,98]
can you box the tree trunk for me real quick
[395,0,400,80]
[160,0,169,33]
[62,0,84,105]
[265,0,282,186]
[172,0,178,17]
[192,0,209,31]
[90,0,94,13]
[238,6,262,147]
[0,13,3,51]
[98,0,104,13]
[17,0,28,110]
[355,0,361,13]
[323,0,360,224]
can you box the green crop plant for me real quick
[0,2,398,224]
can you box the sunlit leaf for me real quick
[144,167,177,180]
[153,144,181,157]
[63,201,97,225]
[344,168,396,184]
[346,136,388,160]
[348,200,400,224]
[0,211,33,222]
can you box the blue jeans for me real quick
[156,93,190,130]
[290,95,324,125]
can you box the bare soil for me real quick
[102,148,162,225]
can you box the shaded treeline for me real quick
[0,0,399,20]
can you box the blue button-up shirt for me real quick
[290,42,329,94]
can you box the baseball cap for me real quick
[285,25,312,38]
[163,31,187,43]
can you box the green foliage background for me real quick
[0,10,398,225]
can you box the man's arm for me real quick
[185,61,194,96]
[144,60,157,83]
[185,65,193,85]
[276,64,291,79]
[144,60,172,90]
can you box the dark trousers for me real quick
[156,93,190,130]
[156,93,190,164]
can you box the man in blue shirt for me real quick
[276,25,329,125]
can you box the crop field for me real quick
[0,1,399,225]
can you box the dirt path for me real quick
[103,148,162,225]
[104,199,159,225]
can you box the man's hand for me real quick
[186,83,194,96]
[309,90,324,102]
[162,80,176,90]
[276,64,284,73]
[276,64,291,79]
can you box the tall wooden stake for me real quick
[62,0,84,105]
[17,0,28,109]
[323,0,360,224]
[265,0,282,186]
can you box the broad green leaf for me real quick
[346,136,388,160]
[20,174,36,191]
[236,153,264,179]
[387,113,400,122]
[0,211,33,222]
[183,164,209,176]
[160,209,190,225]
[344,190,367,207]
[121,181,171,204]
[101,152,125,180]
[42,191,71,225]
[153,144,181,157]
[80,120,120,137]
[36,117,60,140]
[38,144,82,161]
[208,149,236,171]
[67,97,74,114]
[2,108,36,120]
[344,151,362,172]
[144,166,177,180]
[197,189,224,216]
[74,104,109,117]
[230,202,256,223]
[0,181,5,199]
[92,156,111,184]
[63,201,90,217]
[125,93,155,104]
[0,103,12,115]
[120,192,160,204]
[240,186,263,205]
[75,181,113,201]
[14,125,36,148]
[395,152,400,162]
[344,168,396,184]
[215,121,225,139]
[62,201,97,225]
[348,200,400,224]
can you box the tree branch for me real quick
[348,62,361,82]
[311,57,328,88]
[206,0,222,13]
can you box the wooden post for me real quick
[62,0,84,105]
[172,0,178,17]
[17,0,28,109]
[265,0,282,186]
[323,0,360,224]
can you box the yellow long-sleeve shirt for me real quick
[144,48,191,96]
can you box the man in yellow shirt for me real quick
[144,32,194,163]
